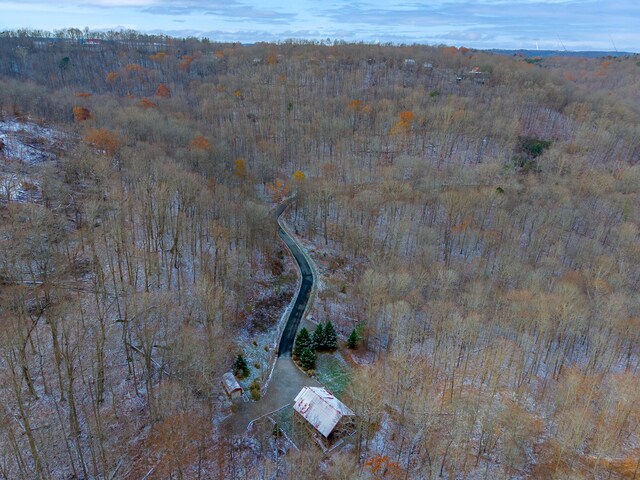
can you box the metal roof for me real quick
[293,386,354,437]
[222,372,242,394]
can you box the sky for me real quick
[1,0,639,52]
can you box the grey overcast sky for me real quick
[1,0,639,51]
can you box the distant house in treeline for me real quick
[81,39,103,47]
[293,386,355,449]
[469,66,487,84]
[456,66,487,84]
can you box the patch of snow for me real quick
[0,118,64,165]
[0,118,67,205]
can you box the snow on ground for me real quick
[0,118,65,164]
[281,214,361,340]
[0,117,67,204]
[235,251,297,396]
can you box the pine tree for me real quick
[234,353,249,378]
[312,323,325,350]
[294,327,312,358]
[299,347,316,371]
[324,321,338,350]
[347,329,359,349]
[234,354,249,378]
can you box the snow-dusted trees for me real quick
[0,32,639,478]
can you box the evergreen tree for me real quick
[347,329,359,349]
[234,353,249,378]
[312,323,326,350]
[324,321,338,350]
[299,347,316,371]
[293,327,312,358]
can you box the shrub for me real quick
[249,379,261,400]
[299,348,316,371]
[233,354,249,379]
[347,329,360,349]
[518,136,551,158]
[512,136,551,173]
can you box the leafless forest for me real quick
[0,29,639,479]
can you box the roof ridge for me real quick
[308,386,353,415]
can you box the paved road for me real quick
[276,203,314,357]
[227,202,318,435]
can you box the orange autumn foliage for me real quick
[75,92,92,98]
[156,83,171,98]
[348,99,363,111]
[179,55,194,71]
[149,52,167,62]
[125,63,143,73]
[105,71,119,83]
[364,455,405,479]
[266,178,289,201]
[399,110,414,123]
[137,98,159,109]
[190,135,212,151]
[235,158,246,177]
[391,110,415,135]
[443,46,459,57]
[72,106,92,122]
[84,128,122,156]
[267,52,277,65]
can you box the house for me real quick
[293,386,355,447]
[469,66,487,84]
[222,372,243,400]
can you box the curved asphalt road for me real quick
[276,203,314,357]
[226,203,319,434]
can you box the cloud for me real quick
[0,0,638,51]
[140,1,297,24]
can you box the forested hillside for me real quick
[0,30,639,479]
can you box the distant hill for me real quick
[486,49,637,59]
